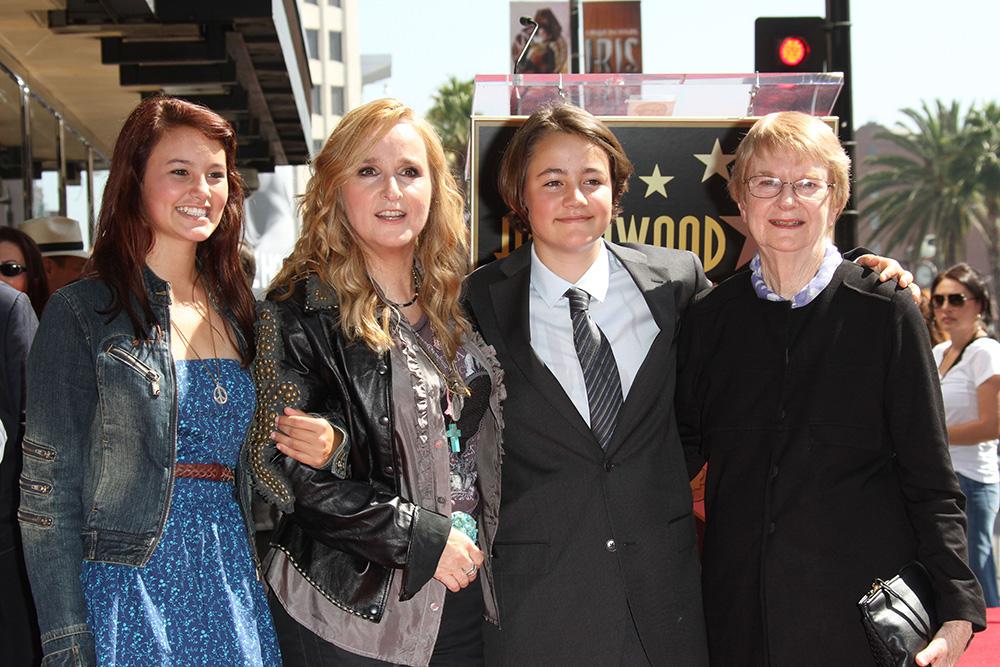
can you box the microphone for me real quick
[514,16,539,75]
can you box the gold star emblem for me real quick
[638,164,674,199]
[720,213,758,268]
[694,139,736,183]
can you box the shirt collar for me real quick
[530,240,612,307]
[750,240,843,308]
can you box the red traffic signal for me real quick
[778,36,809,67]
[755,17,826,73]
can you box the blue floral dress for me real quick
[81,359,281,667]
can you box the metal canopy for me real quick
[46,0,311,171]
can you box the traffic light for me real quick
[755,17,827,73]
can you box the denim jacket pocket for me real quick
[94,339,175,524]
[104,344,161,397]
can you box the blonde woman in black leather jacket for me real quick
[248,98,505,667]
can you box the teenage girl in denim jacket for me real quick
[18,96,329,667]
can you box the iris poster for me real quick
[583,1,642,74]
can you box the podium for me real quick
[467,72,844,281]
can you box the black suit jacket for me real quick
[0,281,41,666]
[0,281,37,551]
[465,241,711,666]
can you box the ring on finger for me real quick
[464,564,477,577]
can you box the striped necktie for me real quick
[565,287,623,449]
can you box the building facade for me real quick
[0,0,313,246]
[244,0,364,292]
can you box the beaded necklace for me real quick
[374,266,421,308]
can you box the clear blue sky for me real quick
[359,0,1000,129]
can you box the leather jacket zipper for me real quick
[106,344,162,396]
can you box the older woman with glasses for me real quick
[677,111,986,667]
[932,263,1000,608]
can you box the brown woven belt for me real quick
[174,462,234,483]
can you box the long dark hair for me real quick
[91,95,254,364]
[0,227,48,318]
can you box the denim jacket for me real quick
[17,267,255,667]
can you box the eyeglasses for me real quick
[0,261,25,278]
[931,293,969,308]
[744,176,835,201]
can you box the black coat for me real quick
[0,281,37,550]
[677,261,986,667]
[0,280,39,666]
[466,242,711,666]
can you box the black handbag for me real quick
[857,561,939,667]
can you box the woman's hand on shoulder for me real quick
[433,527,484,593]
[855,254,921,303]
[272,407,339,467]
[915,619,973,667]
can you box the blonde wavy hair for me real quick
[270,98,470,359]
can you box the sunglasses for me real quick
[931,293,969,308]
[0,261,25,278]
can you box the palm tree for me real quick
[426,76,474,187]
[964,102,1000,314]
[859,101,978,270]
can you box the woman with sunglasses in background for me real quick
[932,263,1000,608]
[0,227,49,318]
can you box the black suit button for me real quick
[769,522,776,534]
[376,363,388,375]
[379,415,390,426]
[384,466,394,475]
[606,539,617,552]
[603,460,615,472]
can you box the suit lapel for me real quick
[604,244,678,455]
[609,244,676,333]
[489,244,597,447]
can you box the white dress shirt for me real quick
[528,241,660,425]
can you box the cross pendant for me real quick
[446,423,462,453]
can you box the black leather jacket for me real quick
[248,275,503,623]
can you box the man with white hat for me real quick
[17,216,89,295]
